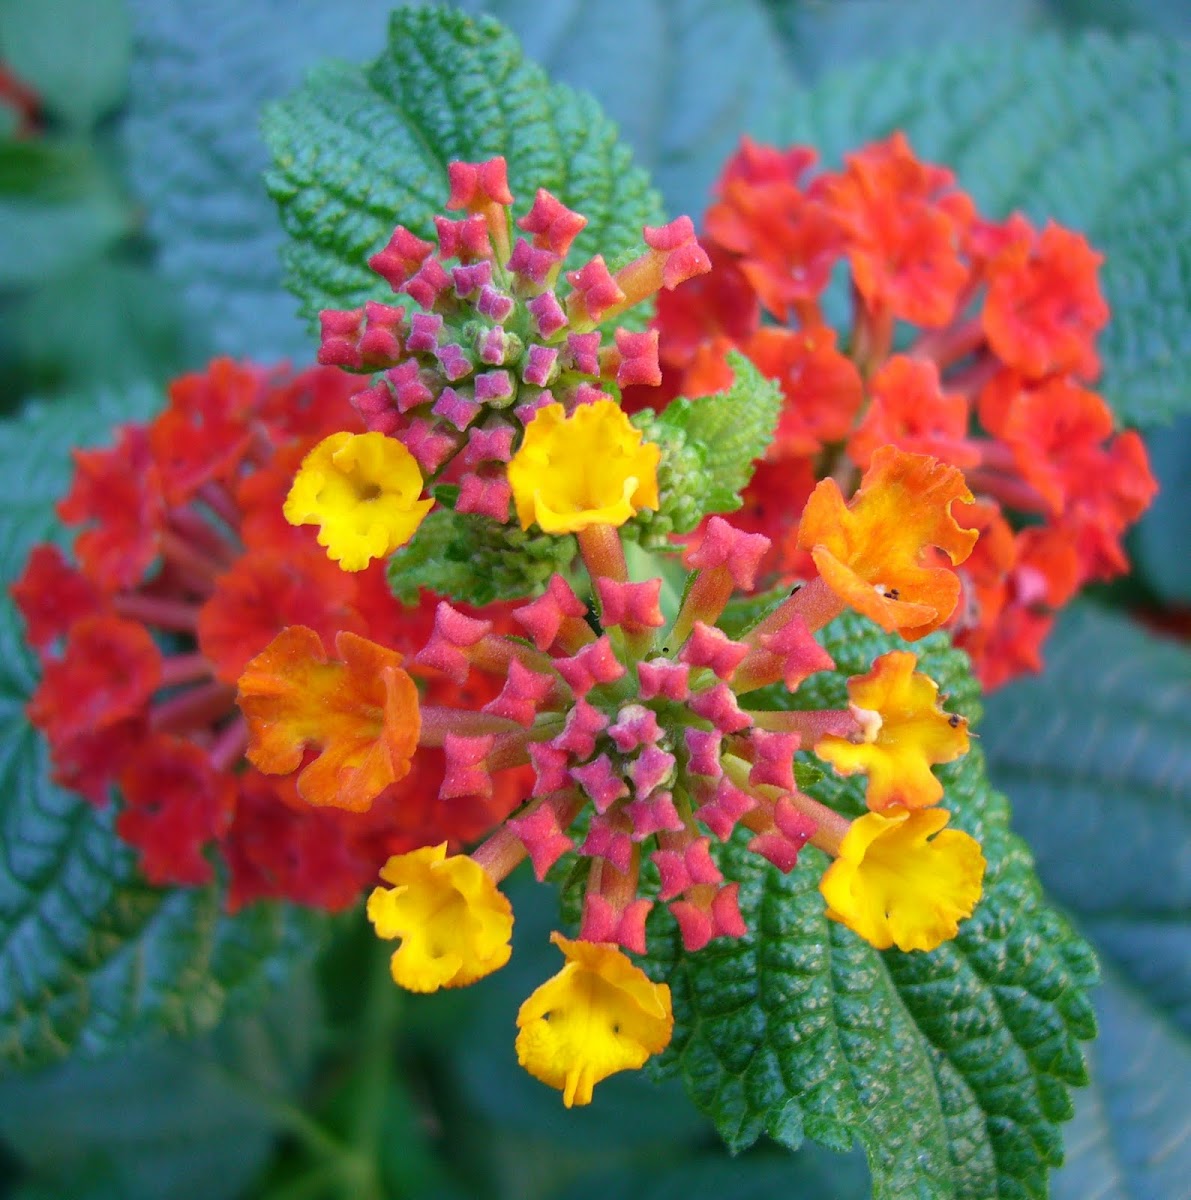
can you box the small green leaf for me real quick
[264,6,661,330]
[387,508,577,608]
[647,612,1096,1199]
[774,33,1191,427]
[0,0,131,128]
[0,138,130,287]
[631,352,782,538]
[0,390,326,1071]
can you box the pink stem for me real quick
[159,651,214,688]
[114,592,200,632]
[208,716,248,772]
[418,706,526,745]
[577,524,627,584]
[151,680,236,733]
[746,708,860,744]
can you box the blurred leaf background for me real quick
[0,0,1188,1197]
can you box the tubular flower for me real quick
[816,651,970,811]
[516,933,673,1107]
[366,844,514,992]
[629,132,1157,687]
[819,807,985,953]
[13,358,520,906]
[237,626,420,812]
[284,431,432,570]
[507,400,661,532]
[797,446,978,638]
[311,155,708,534]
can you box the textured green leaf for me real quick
[647,612,1097,1199]
[264,6,661,331]
[773,33,1191,427]
[0,139,130,287]
[632,352,782,538]
[0,0,131,129]
[0,973,319,1200]
[387,507,577,607]
[983,605,1191,1036]
[0,390,326,1071]
[121,0,398,359]
[982,603,1190,1200]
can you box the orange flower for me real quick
[238,625,420,811]
[796,446,978,638]
[816,651,969,811]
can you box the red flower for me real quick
[14,358,521,908]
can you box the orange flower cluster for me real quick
[13,359,521,908]
[626,133,1157,687]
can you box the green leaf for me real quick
[631,351,782,538]
[646,612,1096,1199]
[263,6,662,331]
[983,604,1190,1035]
[387,507,577,607]
[0,972,320,1200]
[773,33,1191,428]
[122,0,399,360]
[0,390,326,1071]
[1134,417,1191,605]
[0,138,131,287]
[0,0,131,128]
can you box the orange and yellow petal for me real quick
[367,844,513,992]
[816,650,969,811]
[797,445,978,638]
[819,807,985,953]
[507,401,660,534]
[237,624,420,811]
[284,431,433,571]
[516,933,673,1107]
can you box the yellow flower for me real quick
[366,844,513,992]
[816,650,969,811]
[507,400,660,534]
[284,431,433,571]
[819,808,985,953]
[515,933,673,1107]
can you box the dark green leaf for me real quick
[387,508,577,607]
[0,390,326,1071]
[983,604,1191,1036]
[0,0,131,128]
[0,973,319,1200]
[647,612,1096,1199]
[1133,418,1191,605]
[774,33,1191,427]
[0,138,130,287]
[631,352,782,538]
[264,6,661,332]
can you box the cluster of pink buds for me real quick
[316,156,710,523]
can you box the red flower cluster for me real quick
[14,359,521,909]
[627,134,1157,687]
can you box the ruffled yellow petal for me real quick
[819,808,985,952]
[284,431,433,571]
[507,401,660,534]
[366,844,513,992]
[816,650,969,811]
[796,446,978,638]
[515,933,673,1107]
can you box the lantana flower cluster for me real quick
[625,133,1157,687]
[236,211,990,1104]
[13,360,522,909]
[302,157,709,566]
